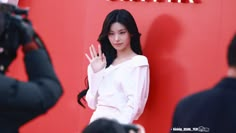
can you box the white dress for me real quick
[85,55,150,124]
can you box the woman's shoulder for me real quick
[130,55,149,67]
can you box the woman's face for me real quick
[108,22,131,53]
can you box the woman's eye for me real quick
[108,33,114,36]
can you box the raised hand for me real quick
[7,14,34,45]
[85,44,106,73]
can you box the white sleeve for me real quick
[120,63,150,123]
[85,65,104,110]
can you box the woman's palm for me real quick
[85,44,106,73]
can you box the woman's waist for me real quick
[96,105,120,112]
[97,95,127,107]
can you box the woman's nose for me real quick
[114,34,120,41]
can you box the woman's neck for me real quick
[112,51,137,66]
[116,51,137,60]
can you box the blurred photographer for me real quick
[0,3,63,133]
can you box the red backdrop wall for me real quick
[6,0,236,133]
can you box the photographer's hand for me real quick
[13,17,34,45]
[10,16,40,53]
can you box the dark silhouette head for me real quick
[82,118,139,133]
[82,118,126,133]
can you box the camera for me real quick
[0,3,30,37]
[0,3,28,16]
[0,3,51,74]
[0,3,33,73]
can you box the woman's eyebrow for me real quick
[109,28,127,33]
[119,29,127,32]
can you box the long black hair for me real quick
[77,9,143,108]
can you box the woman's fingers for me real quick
[98,44,102,58]
[85,53,91,62]
[87,44,104,61]
[91,44,98,58]
[89,45,95,58]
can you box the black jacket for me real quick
[171,77,236,133]
[0,49,63,133]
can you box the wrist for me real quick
[22,41,39,54]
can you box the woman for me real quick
[78,9,150,124]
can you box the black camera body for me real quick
[0,3,29,73]
[0,3,51,74]
[0,3,28,16]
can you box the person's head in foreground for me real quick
[82,118,145,133]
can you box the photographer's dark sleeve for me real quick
[0,49,63,113]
